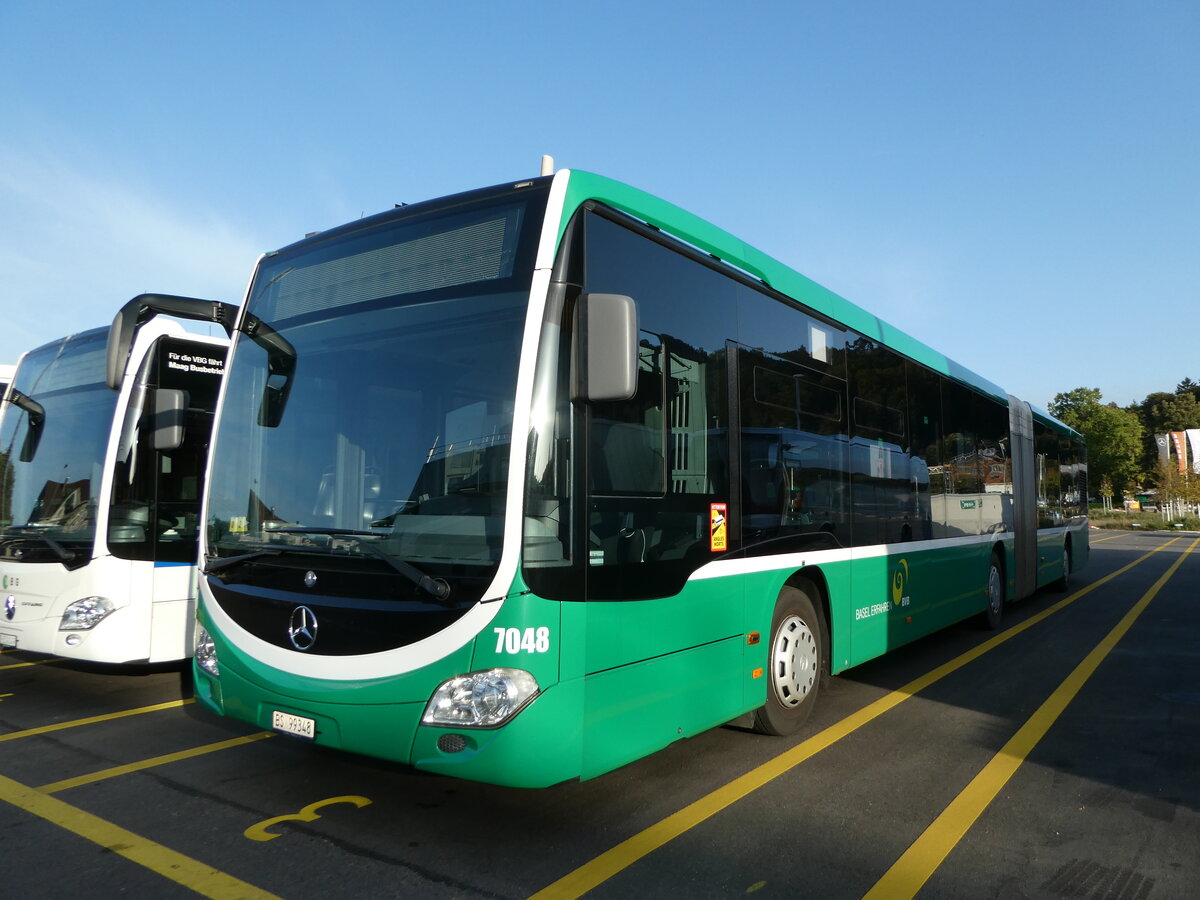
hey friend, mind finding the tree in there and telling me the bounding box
[1142,390,1200,433]
[1135,390,1200,483]
[1049,388,1144,500]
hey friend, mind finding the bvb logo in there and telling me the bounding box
[891,559,909,606]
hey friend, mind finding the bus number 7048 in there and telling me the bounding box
[494,627,551,655]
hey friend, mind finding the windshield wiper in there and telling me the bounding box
[266,527,452,603]
[203,547,285,574]
[4,527,72,562]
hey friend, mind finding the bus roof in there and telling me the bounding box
[556,170,1079,441]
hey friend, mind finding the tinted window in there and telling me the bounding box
[109,337,226,561]
[906,363,941,541]
[848,338,913,546]
[579,212,735,600]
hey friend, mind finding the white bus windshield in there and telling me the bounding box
[0,329,114,567]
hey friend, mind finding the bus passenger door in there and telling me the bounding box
[579,334,745,778]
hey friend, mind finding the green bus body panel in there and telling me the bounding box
[1034,525,1089,589]
[836,542,995,670]
[575,572,743,675]
[196,531,1068,785]
[409,679,585,788]
[196,660,424,763]
[579,635,745,780]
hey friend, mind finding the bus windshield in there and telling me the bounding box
[0,329,114,567]
[204,188,545,603]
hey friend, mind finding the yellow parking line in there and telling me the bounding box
[0,699,192,743]
[38,731,275,794]
[0,770,281,899]
[527,539,1179,900]
[863,535,1199,899]
[0,658,52,670]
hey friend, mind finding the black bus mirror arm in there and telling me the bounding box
[106,293,239,391]
[242,313,297,428]
[8,389,46,462]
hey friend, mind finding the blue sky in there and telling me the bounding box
[2,1,1196,409]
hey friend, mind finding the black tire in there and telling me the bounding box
[1053,543,1072,592]
[752,584,824,735]
[981,553,1004,630]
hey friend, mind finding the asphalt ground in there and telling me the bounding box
[1,531,1197,899]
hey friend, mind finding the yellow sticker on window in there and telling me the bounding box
[710,502,727,552]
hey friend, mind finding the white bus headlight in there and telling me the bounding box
[423,668,539,728]
[194,625,219,677]
[59,597,116,631]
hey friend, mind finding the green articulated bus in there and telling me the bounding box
[113,168,1087,787]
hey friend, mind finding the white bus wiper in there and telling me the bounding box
[266,527,452,603]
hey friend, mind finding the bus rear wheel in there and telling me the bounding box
[1054,543,1072,592]
[981,553,1004,630]
[752,585,824,736]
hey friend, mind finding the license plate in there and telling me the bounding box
[271,710,316,740]
[0,633,17,649]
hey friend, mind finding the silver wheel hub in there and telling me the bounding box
[770,614,817,708]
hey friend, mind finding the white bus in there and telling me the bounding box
[0,300,230,663]
[0,364,15,400]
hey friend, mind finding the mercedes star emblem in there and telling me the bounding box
[288,605,319,651]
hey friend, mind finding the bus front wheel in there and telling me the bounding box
[752,585,824,736]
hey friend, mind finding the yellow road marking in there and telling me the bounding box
[0,770,281,899]
[0,658,52,670]
[38,731,274,794]
[244,795,373,842]
[0,699,192,743]
[527,539,1179,900]
[863,535,1199,899]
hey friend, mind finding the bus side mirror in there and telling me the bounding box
[574,293,638,402]
[106,304,140,391]
[258,370,294,428]
[153,389,189,451]
[9,390,46,462]
[244,313,297,428]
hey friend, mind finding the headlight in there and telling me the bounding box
[59,597,116,631]
[422,668,539,728]
[194,624,219,677]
